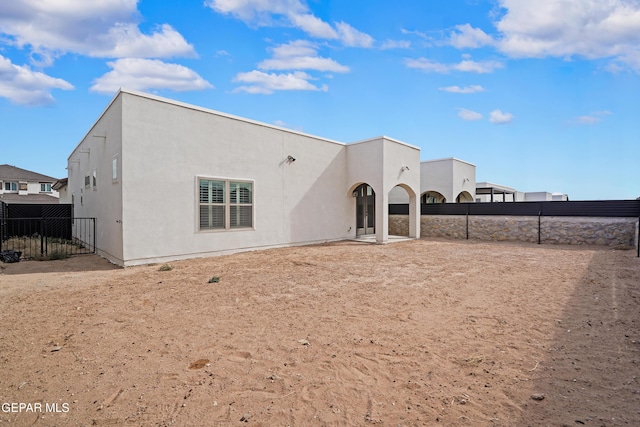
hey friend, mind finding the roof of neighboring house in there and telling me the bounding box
[0,193,60,204]
[52,178,68,190]
[0,164,58,182]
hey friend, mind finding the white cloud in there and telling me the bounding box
[205,0,304,23]
[232,70,328,94]
[454,59,504,73]
[0,1,195,64]
[576,110,612,125]
[401,28,429,39]
[205,0,373,47]
[405,57,504,73]
[576,115,601,125]
[90,58,213,94]
[91,24,195,59]
[449,24,494,49]
[271,40,317,57]
[258,40,349,72]
[335,22,374,48]
[259,56,349,72]
[492,0,640,72]
[289,13,338,39]
[489,109,514,124]
[235,40,346,93]
[380,40,411,50]
[458,108,483,121]
[404,58,450,73]
[439,85,486,94]
[0,54,73,106]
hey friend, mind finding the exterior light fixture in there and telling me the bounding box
[287,155,296,162]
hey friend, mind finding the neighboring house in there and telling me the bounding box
[0,164,60,204]
[53,178,69,203]
[476,182,518,203]
[66,89,421,266]
[476,182,569,202]
[389,157,476,204]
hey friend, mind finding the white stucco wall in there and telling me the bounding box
[119,92,356,265]
[421,158,453,202]
[346,137,420,242]
[525,192,553,201]
[390,157,476,204]
[451,159,476,202]
[57,186,69,204]
[67,95,124,264]
[68,90,422,266]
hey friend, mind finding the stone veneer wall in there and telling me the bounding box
[389,215,639,248]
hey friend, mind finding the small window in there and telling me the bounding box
[40,183,52,193]
[198,178,253,230]
[4,182,17,192]
[112,157,118,181]
[84,174,90,188]
[92,170,97,189]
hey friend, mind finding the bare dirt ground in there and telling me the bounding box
[1,239,639,427]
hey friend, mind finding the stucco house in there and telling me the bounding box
[0,164,60,204]
[66,89,421,266]
[389,157,476,204]
[476,182,569,202]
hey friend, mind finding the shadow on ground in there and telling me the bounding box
[0,254,120,275]
[517,249,640,426]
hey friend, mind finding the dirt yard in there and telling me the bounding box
[1,239,639,426]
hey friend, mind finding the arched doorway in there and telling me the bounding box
[456,191,473,203]
[421,191,446,204]
[354,183,375,235]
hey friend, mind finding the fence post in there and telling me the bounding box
[466,204,469,240]
[40,218,45,256]
[637,216,639,258]
[538,211,541,245]
[93,218,96,253]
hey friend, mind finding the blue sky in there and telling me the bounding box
[1,0,639,200]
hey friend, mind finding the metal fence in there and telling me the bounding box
[389,199,640,257]
[0,217,96,259]
[389,199,640,217]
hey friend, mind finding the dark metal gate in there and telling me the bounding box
[0,202,95,259]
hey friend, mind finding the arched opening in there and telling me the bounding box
[353,183,375,236]
[389,185,410,236]
[456,191,473,203]
[421,191,446,204]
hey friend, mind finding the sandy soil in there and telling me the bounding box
[1,239,639,426]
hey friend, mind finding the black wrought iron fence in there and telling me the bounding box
[0,217,95,259]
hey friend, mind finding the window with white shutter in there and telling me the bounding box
[198,178,253,231]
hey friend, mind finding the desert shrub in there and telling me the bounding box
[47,250,69,260]
[158,264,173,271]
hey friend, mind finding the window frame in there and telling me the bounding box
[4,182,18,192]
[197,176,254,232]
[112,156,119,183]
[40,183,52,193]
